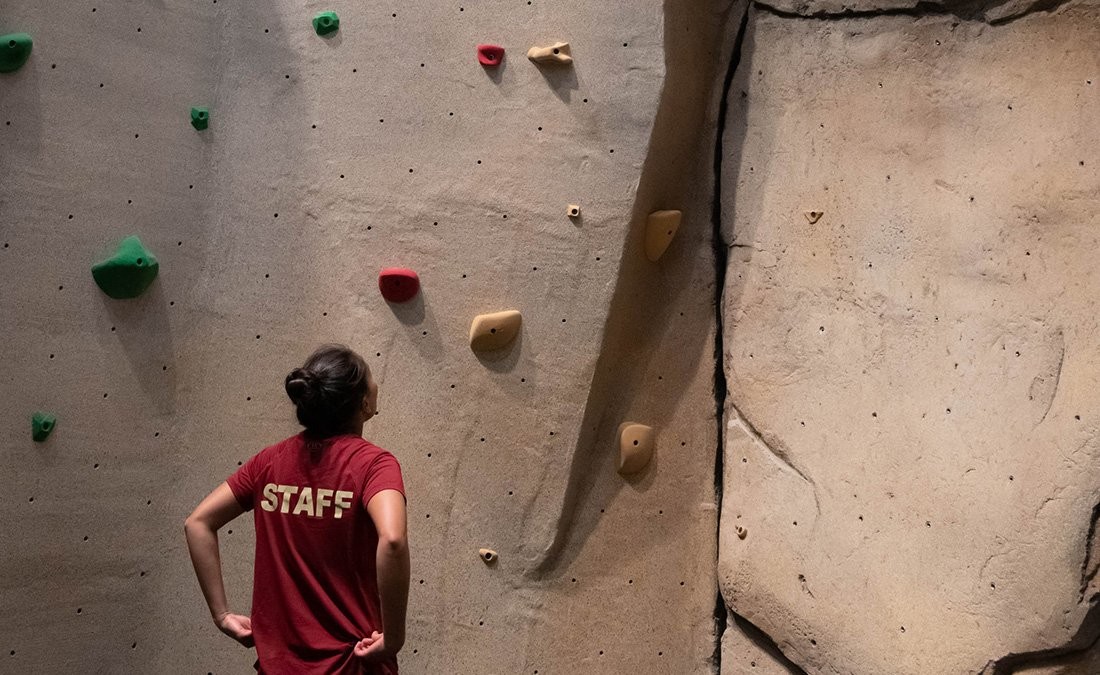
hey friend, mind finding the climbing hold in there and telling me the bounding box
[567,204,581,219]
[312,11,340,36]
[91,236,159,299]
[0,33,32,73]
[190,106,209,131]
[478,548,498,564]
[378,267,420,303]
[617,422,654,475]
[736,525,748,540]
[477,44,504,67]
[527,42,572,65]
[644,210,682,262]
[804,210,823,224]
[31,412,57,442]
[469,310,522,352]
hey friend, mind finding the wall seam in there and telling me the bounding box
[710,5,751,673]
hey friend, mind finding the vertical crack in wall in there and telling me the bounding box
[710,6,751,673]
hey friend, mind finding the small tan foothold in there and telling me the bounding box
[736,525,748,540]
[804,210,823,224]
[617,422,655,475]
[644,210,682,262]
[479,548,498,563]
[567,204,581,218]
[469,310,522,352]
[527,42,573,65]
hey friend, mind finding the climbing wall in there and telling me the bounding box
[717,1,1100,673]
[1,1,731,673]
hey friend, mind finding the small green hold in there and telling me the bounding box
[91,236,159,299]
[312,11,340,36]
[0,33,33,73]
[31,412,57,442]
[190,106,209,130]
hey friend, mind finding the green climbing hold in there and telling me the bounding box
[312,11,340,36]
[0,33,33,73]
[91,236,159,299]
[31,412,57,442]
[190,106,209,130]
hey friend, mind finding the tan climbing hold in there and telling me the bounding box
[527,42,573,65]
[479,548,498,563]
[567,204,581,218]
[804,210,823,224]
[644,210,682,262]
[617,422,655,475]
[469,310,522,352]
[736,525,748,540]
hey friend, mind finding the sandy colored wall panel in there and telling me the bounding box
[718,3,1100,673]
[1,1,725,673]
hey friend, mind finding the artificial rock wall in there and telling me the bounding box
[717,1,1100,673]
[1,1,730,673]
[4,0,1099,674]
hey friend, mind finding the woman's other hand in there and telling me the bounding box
[216,612,255,648]
[354,631,391,662]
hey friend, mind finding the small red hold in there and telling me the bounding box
[378,268,420,303]
[477,44,505,67]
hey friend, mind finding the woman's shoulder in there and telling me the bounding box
[253,432,306,458]
[340,436,400,465]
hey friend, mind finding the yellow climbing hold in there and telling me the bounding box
[527,42,573,65]
[644,210,682,262]
[469,310,522,352]
[617,422,654,475]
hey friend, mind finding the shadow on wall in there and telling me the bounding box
[526,0,746,579]
[994,596,1100,674]
[0,42,42,201]
[99,283,178,414]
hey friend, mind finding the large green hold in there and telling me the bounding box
[0,33,33,73]
[31,412,57,442]
[92,236,159,299]
[190,106,209,130]
[312,11,340,36]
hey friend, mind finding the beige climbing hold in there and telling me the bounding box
[804,210,823,224]
[567,204,581,218]
[527,42,573,65]
[469,310,522,352]
[644,210,682,262]
[736,525,748,540]
[617,422,655,475]
[479,548,498,563]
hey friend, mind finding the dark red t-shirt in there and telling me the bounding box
[227,432,406,675]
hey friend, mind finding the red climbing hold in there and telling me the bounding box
[379,268,420,303]
[477,44,505,67]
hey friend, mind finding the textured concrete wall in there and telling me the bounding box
[717,1,1100,673]
[0,1,729,672]
[9,0,1094,673]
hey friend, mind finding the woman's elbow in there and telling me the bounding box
[183,513,207,534]
[379,534,408,556]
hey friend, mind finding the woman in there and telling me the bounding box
[184,344,409,674]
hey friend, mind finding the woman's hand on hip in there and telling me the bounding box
[354,631,392,662]
[216,612,255,648]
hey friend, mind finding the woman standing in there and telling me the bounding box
[185,344,409,674]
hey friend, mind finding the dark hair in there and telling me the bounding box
[285,344,370,437]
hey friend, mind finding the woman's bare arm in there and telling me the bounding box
[184,482,247,631]
[366,489,409,654]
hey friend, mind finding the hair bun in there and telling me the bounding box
[285,367,317,404]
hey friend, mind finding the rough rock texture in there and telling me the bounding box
[718,2,1100,673]
[0,0,729,672]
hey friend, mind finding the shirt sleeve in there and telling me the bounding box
[226,450,265,511]
[361,451,406,509]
